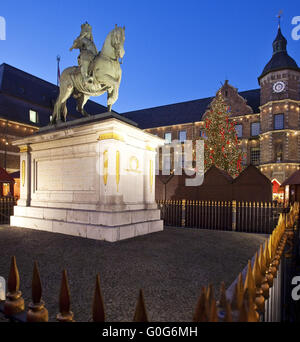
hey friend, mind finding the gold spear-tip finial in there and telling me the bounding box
[277,10,283,28]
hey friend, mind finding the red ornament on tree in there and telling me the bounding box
[202,91,244,177]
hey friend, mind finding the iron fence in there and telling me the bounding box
[0,197,16,225]
[236,202,282,234]
[157,200,283,234]
[225,203,299,322]
[0,203,298,322]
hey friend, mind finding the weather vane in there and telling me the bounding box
[277,10,283,28]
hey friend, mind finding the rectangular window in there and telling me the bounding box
[274,114,284,130]
[29,109,38,123]
[162,153,171,172]
[250,147,260,165]
[251,122,260,136]
[235,124,243,138]
[179,130,187,142]
[164,132,172,144]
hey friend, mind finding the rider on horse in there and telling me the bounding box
[69,22,98,85]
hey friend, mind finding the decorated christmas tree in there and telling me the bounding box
[202,91,244,177]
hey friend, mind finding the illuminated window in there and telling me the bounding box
[200,130,207,139]
[179,130,186,142]
[250,147,260,165]
[235,124,243,138]
[29,110,38,123]
[242,154,247,165]
[162,153,171,172]
[274,114,284,130]
[164,132,172,144]
[251,122,260,136]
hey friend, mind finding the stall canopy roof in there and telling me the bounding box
[0,168,15,183]
[9,171,20,179]
[281,170,300,187]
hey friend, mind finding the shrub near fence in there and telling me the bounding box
[0,197,16,225]
[0,203,298,322]
[157,200,283,234]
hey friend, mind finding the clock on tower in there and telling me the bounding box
[273,81,285,93]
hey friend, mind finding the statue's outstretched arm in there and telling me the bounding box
[70,38,79,51]
[70,32,90,51]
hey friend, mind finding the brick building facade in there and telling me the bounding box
[0,25,299,201]
[122,25,300,199]
[0,63,107,173]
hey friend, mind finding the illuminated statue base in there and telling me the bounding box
[10,113,164,242]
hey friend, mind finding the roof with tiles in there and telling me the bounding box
[0,63,109,127]
[258,27,299,81]
[0,167,15,182]
[281,170,300,186]
[121,88,260,129]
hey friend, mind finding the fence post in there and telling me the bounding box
[92,274,105,322]
[232,200,237,231]
[133,289,149,322]
[56,270,74,322]
[4,256,25,317]
[26,261,48,322]
[181,200,186,228]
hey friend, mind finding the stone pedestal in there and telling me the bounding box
[10,113,165,242]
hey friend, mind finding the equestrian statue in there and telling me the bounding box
[51,23,125,123]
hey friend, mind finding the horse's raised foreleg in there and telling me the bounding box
[99,74,120,111]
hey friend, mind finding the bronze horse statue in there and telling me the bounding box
[52,24,125,123]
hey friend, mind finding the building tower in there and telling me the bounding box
[258,24,300,185]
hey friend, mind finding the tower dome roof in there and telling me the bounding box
[258,27,299,81]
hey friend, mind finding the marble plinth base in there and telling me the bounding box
[10,112,165,242]
[10,206,163,242]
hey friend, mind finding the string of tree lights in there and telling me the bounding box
[203,92,244,177]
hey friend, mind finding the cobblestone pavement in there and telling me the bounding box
[0,225,267,322]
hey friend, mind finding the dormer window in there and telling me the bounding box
[164,132,172,144]
[29,109,38,123]
[179,130,186,142]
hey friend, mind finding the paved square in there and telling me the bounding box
[0,225,267,322]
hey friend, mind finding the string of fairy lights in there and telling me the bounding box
[144,100,300,177]
[0,119,37,146]
[0,98,298,176]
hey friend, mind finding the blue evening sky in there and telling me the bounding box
[0,0,299,113]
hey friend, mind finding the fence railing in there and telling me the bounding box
[0,197,16,225]
[157,200,283,234]
[0,203,298,322]
[225,202,299,322]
